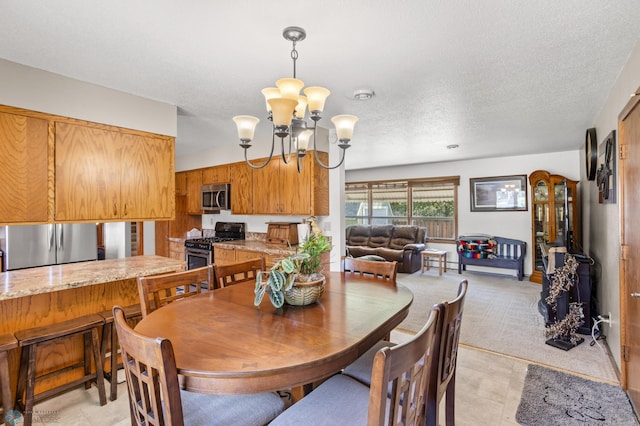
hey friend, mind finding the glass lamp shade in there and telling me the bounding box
[304,87,331,113]
[268,98,298,127]
[296,129,313,151]
[232,116,260,141]
[294,96,308,118]
[261,87,280,112]
[276,78,304,101]
[331,114,359,140]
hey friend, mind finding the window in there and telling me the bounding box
[346,176,459,242]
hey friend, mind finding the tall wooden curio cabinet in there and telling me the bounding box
[528,170,579,283]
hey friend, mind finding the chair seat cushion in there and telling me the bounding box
[270,374,370,425]
[181,390,285,426]
[356,254,387,262]
[342,340,395,386]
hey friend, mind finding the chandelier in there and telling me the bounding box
[232,26,358,172]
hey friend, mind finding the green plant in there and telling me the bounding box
[254,232,331,308]
[298,232,331,275]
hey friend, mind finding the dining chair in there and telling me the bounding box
[270,305,441,425]
[342,256,398,283]
[112,305,285,426]
[341,279,469,426]
[214,257,265,289]
[137,265,213,318]
[426,279,468,426]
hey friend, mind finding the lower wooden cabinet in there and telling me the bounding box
[214,245,291,268]
[169,240,185,261]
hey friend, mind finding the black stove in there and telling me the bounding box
[185,236,242,251]
[185,221,246,250]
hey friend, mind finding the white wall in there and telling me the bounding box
[346,150,580,277]
[583,40,640,371]
[0,59,177,136]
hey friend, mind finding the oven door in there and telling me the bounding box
[185,248,211,271]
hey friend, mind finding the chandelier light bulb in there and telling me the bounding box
[304,87,331,113]
[331,115,359,141]
[276,78,304,101]
[261,87,280,112]
[294,95,308,118]
[297,129,313,151]
[232,116,260,142]
[268,98,298,127]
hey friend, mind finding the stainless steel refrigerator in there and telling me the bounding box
[1,224,98,271]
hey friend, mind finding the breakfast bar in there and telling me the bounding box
[0,255,185,405]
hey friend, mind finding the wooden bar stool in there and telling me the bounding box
[0,334,18,426]
[97,304,143,401]
[14,314,107,426]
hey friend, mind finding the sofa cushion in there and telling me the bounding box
[376,248,404,262]
[347,246,378,258]
[369,225,394,248]
[346,225,371,246]
[389,226,419,250]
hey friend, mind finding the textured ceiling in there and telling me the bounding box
[1,1,639,170]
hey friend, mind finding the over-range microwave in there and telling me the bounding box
[201,183,230,212]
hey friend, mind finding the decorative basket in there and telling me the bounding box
[284,275,326,306]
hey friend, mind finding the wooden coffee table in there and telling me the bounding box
[421,249,447,275]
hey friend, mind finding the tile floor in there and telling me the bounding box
[10,331,531,426]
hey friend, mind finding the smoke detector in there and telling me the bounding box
[353,89,375,100]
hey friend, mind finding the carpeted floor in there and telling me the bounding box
[516,364,638,425]
[396,270,618,382]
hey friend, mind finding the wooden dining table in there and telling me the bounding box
[134,271,413,395]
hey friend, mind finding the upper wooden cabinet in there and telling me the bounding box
[55,121,174,221]
[528,170,579,283]
[175,171,187,196]
[186,169,203,215]
[202,165,230,185]
[251,152,329,216]
[230,162,253,214]
[0,110,50,224]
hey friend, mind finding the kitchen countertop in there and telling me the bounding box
[0,255,185,300]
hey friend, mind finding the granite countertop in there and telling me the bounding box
[213,239,298,257]
[0,255,185,301]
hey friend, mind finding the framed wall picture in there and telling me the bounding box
[470,175,528,212]
[596,130,616,204]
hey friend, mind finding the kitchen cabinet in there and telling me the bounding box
[0,110,50,224]
[175,171,187,196]
[251,152,329,216]
[168,240,186,261]
[230,162,253,214]
[213,246,237,264]
[202,165,230,185]
[186,169,203,215]
[214,244,288,268]
[54,121,174,221]
[528,170,579,283]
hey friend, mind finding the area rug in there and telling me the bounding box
[395,271,618,382]
[516,364,638,425]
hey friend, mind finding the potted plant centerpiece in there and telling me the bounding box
[254,232,331,308]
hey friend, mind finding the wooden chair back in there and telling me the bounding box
[368,305,441,425]
[427,279,468,426]
[342,256,398,283]
[112,305,185,426]
[214,257,265,289]
[137,265,212,318]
